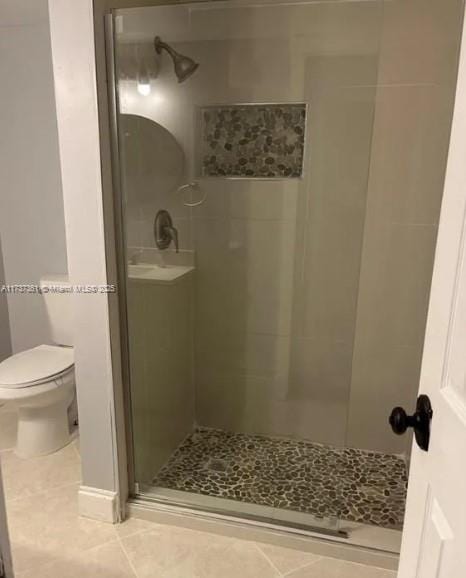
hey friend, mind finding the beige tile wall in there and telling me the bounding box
[126,276,194,483]
[286,54,379,445]
[117,0,381,452]
[346,0,463,453]
[184,2,382,444]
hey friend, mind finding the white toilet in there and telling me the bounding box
[0,275,75,458]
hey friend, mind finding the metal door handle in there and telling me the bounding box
[389,394,433,451]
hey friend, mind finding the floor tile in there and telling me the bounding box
[6,482,117,573]
[15,540,137,578]
[2,436,398,578]
[286,557,396,577]
[256,543,322,575]
[121,525,281,578]
[1,442,81,501]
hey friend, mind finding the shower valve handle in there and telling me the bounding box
[389,394,433,452]
[154,209,179,253]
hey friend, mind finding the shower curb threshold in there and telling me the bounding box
[127,496,400,571]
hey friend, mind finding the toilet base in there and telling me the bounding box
[16,398,71,458]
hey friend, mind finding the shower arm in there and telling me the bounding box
[154,37,177,59]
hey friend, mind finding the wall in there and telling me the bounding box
[0,236,12,362]
[346,0,463,454]
[116,0,382,455]
[0,0,68,353]
[127,272,194,483]
[48,0,121,517]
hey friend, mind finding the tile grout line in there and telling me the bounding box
[282,556,323,577]
[254,541,324,578]
[114,521,166,578]
[252,542,286,577]
[116,532,142,578]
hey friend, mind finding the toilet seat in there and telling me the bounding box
[0,363,74,397]
[0,345,76,457]
[0,345,74,389]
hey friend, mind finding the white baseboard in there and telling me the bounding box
[78,485,120,523]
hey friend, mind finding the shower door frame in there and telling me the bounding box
[92,0,400,562]
[93,0,239,520]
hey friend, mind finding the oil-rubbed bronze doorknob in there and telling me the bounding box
[389,394,433,452]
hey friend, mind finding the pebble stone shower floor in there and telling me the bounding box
[153,428,408,530]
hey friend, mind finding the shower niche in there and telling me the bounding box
[198,104,307,179]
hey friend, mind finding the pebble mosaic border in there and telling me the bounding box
[153,428,408,530]
[199,104,306,178]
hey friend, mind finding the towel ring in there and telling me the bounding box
[176,182,207,207]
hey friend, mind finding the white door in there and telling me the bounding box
[0,461,13,578]
[397,13,466,578]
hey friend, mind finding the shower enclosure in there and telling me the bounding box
[107,0,464,553]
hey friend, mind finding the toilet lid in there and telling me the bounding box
[0,345,74,388]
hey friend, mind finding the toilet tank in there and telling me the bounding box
[40,275,73,346]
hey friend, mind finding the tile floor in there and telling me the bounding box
[0,408,397,577]
[153,428,408,529]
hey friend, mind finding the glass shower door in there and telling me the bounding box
[110,0,385,538]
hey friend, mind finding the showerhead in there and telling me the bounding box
[154,36,199,83]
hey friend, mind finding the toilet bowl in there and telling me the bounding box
[0,275,76,457]
[0,344,75,458]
